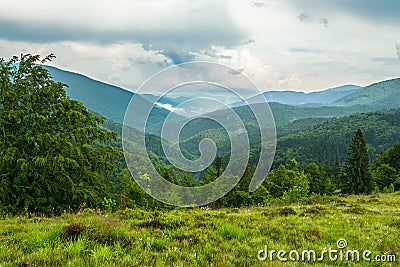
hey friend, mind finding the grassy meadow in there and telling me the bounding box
[0,193,399,266]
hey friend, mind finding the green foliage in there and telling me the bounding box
[0,54,120,214]
[101,197,117,214]
[371,143,400,191]
[383,184,395,193]
[343,129,372,194]
[264,159,309,201]
[304,163,325,194]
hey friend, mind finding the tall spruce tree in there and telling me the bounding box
[344,128,372,194]
[0,54,119,214]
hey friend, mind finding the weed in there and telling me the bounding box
[218,224,246,240]
[62,223,85,240]
[278,206,297,216]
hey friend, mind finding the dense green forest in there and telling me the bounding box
[1,55,400,216]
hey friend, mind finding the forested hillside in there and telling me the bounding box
[274,110,400,166]
[334,78,400,107]
[44,66,184,127]
[165,106,400,168]
[2,55,400,216]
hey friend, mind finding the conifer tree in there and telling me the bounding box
[344,128,372,194]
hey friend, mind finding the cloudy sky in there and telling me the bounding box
[0,0,399,93]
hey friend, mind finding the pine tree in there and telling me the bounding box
[344,129,372,194]
[215,156,224,177]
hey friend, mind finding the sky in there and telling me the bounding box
[0,0,399,94]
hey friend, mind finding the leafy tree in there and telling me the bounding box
[281,173,309,203]
[304,163,326,195]
[371,143,400,191]
[250,185,269,205]
[371,164,398,192]
[264,159,309,200]
[0,54,119,214]
[264,164,292,198]
[372,143,400,171]
[343,129,372,194]
[117,169,152,209]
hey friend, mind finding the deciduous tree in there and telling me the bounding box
[0,54,119,214]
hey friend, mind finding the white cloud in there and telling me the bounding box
[192,46,303,91]
[155,102,185,114]
[0,39,172,90]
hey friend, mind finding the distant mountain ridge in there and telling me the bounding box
[43,65,400,130]
[231,85,362,107]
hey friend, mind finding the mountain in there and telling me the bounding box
[147,101,376,138]
[43,65,185,127]
[44,65,400,165]
[232,85,362,106]
[174,108,400,168]
[333,78,400,108]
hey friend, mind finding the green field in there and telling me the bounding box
[1,193,399,266]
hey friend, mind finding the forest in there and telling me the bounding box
[1,55,399,216]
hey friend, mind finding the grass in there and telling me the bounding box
[0,193,399,266]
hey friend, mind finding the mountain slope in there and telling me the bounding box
[273,109,400,166]
[174,106,400,168]
[333,78,400,107]
[44,65,184,127]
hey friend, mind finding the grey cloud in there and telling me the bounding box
[297,12,329,27]
[0,2,247,64]
[242,39,255,45]
[220,55,232,59]
[319,18,329,27]
[396,43,400,59]
[157,51,195,65]
[372,57,400,66]
[0,18,245,48]
[228,68,245,75]
[252,2,265,8]
[290,47,325,53]
[297,12,309,22]
[313,61,347,68]
[289,0,400,23]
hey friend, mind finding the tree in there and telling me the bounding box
[0,54,120,214]
[264,159,309,200]
[215,155,224,177]
[304,163,326,195]
[371,143,400,191]
[343,129,372,194]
